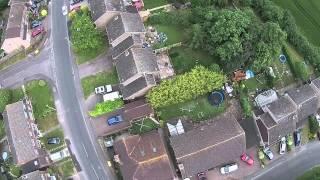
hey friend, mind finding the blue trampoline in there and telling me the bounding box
[279,54,287,63]
[208,91,225,106]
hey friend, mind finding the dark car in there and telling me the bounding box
[197,172,207,180]
[317,132,320,141]
[47,137,61,145]
[294,130,301,146]
[70,0,83,5]
[31,20,41,28]
[107,115,123,126]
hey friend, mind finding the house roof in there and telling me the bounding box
[115,48,159,83]
[19,170,49,180]
[259,112,277,129]
[120,74,156,99]
[287,84,317,105]
[255,89,278,107]
[170,113,246,178]
[3,100,40,165]
[311,78,320,90]
[111,34,143,59]
[122,99,154,121]
[114,130,176,180]
[106,12,145,43]
[268,113,296,144]
[5,1,26,39]
[88,0,137,21]
[265,96,297,123]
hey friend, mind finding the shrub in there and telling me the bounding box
[0,89,11,113]
[38,80,46,87]
[309,117,319,135]
[89,99,124,117]
[147,66,225,108]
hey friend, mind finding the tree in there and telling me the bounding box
[260,22,286,55]
[0,89,11,113]
[147,66,225,108]
[309,117,319,135]
[0,0,8,11]
[70,13,104,54]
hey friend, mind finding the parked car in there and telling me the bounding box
[197,172,207,180]
[31,26,44,37]
[317,131,320,141]
[316,114,320,126]
[47,137,61,145]
[240,153,254,165]
[70,0,83,5]
[95,85,112,95]
[220,163,238,174]
[31,20,41,28]
[279,137,286,155]
[294,130,301,146]
[107,115,123,126]
[263,147,274,160]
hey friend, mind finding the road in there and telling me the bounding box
[50,0,114,179]
[247,142,320,180]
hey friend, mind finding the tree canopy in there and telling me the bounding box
[147,66,225,108]
[70,13,104,54]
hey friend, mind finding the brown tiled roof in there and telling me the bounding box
[122,99,154,121]
[170,113,246,178]
[113,130,176,180]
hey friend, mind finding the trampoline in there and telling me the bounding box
[279,54,287,63]
[208,91,225,106]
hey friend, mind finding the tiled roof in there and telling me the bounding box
[122,99,154,121]
[111,34,143,59]
[114,130,176,180]
[266,96,297,123]
[5,1,26,39]
[287,84,317,105]
[120,74,156,99]
[170,113,246,178]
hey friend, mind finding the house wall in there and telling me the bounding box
[1,37,30,54]
[95,11,119,30]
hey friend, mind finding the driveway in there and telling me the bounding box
[91,109,130,137]
[78,50,113,79]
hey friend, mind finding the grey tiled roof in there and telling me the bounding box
[88,0,107,21]
[115,48,159,83]
[114,130,176,180]
[287,84,317,105]
[3,101,39,165]
[120,74,156,99]
[19,170,48,180]
[259,112,277,129]
[266,96,297,122]
[111,34,143,59]
[106,12,145,43]
[170,113,246,178]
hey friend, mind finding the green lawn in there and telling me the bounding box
[81,69,119,98]
[53,158,75,178]
[0,120,5,140]
[143,0,168,9]
[154,24,185,45]
[26,80,58,132]
[157,95,226,122]
[298,166,320,180]
[272,0,320,46]
[10,88,24,103]
[129,118,159,134]
[169,47,219,74]
[41,128,65,152]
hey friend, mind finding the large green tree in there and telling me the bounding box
[0,0,8,11]
[70,13,104,54]
[147,66,225,108]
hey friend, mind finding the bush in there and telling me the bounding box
[0,89,11,113]
[89,99,124,117]
[147,66,225,108]
[309,117,319,135]
[38,80,46,87]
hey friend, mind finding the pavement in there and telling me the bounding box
[50,0,115,179]
[78,50,113,79]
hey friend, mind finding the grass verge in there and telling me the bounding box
[81,69,119,98]
[297,166,320,180]
[157,95,226,121]
[41,128,65,152]
[26,80,58,132]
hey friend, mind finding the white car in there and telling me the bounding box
[220,163,238,174]
[279,137,286,155]
[263,147,274,160]
[62,5,68,16]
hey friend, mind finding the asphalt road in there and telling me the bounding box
[50,1,114,179]
[247,142,320,180]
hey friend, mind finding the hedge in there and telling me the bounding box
[89,99,124,117]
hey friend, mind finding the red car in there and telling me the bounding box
[32,26,44,37]
[240,153,254,165]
